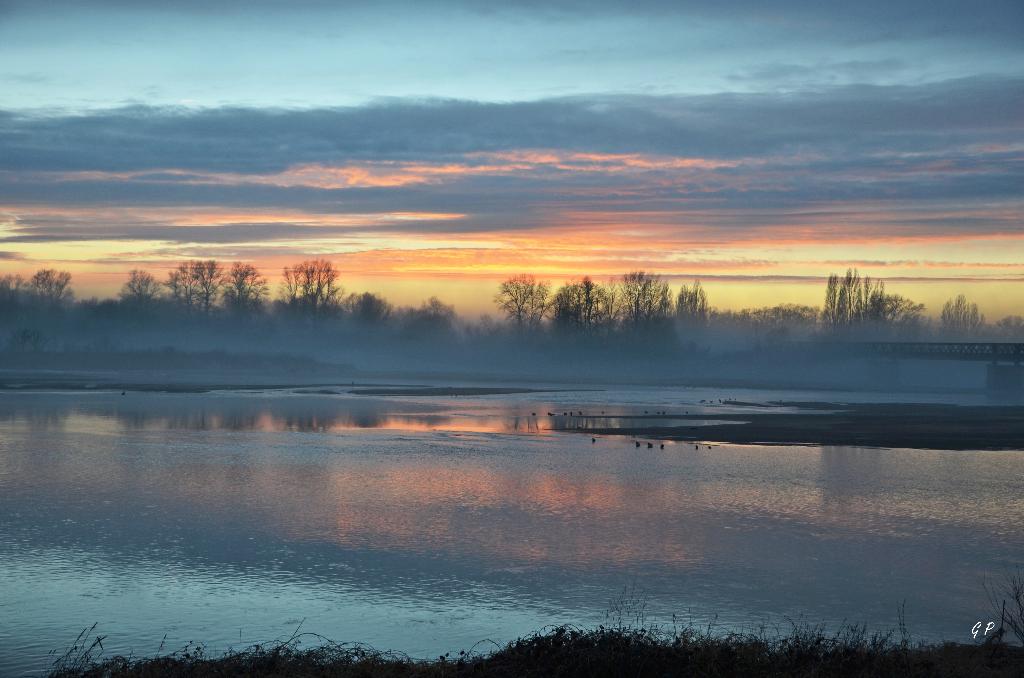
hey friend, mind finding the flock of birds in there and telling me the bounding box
[520,403,728,451]
[119,386,726,451]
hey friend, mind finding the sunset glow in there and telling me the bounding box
[0,1,1021,318]
[5,4,1024,672]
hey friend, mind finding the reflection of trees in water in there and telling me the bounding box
[0,397,552,434]
[127,405,456,432]
[507,415,539,433]
[0,406,70,429]
[113,407,262,431]
[108,402,413,432]
[277,412,455,431]
[279,412,344,431]
[547,415,691,432]
[339,412,385,429]
[219,412,264,430]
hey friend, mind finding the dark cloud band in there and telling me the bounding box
[1,76,1020,175]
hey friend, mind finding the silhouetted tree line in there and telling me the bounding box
[821,269,925,332]
[497,272,676,335]
[0,269,73,308]
[0,259,462,352]
[0,263,1020,354]
[494,269,1020,342]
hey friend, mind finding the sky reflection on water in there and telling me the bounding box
[1,388,1022,675]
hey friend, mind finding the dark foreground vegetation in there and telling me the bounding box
[49,624,1024,678]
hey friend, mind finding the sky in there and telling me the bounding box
[0,0,1022,317]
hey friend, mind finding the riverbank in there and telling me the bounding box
[49,625,1024,677]
[563,402,1024,450]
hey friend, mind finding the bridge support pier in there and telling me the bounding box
[866,359,902,389]
[986,364,1023,394]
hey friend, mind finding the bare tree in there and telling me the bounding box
[676,280,709,326]
[577,277,616,330]
[994,315,1024,339]
[401,296,456,335]
[0,274,27,310]
[191,260,224,313]
[344,292,393,325]
[552,278,585,329]
[619,271,672,329]
[29,268,73,306]
[823,269,868,327]
[748,304,819,341]
[162,260,223,313]
[495,274,550,328]
[941,294,984,336]
[551,281,584,330]
[870,293,925,328]
[280,259,343,316]
[222,262,268,313]
[165,262,199,310]
[119,269,161,306]
[823,272,841,327]
[823,268,924,334]
[551,277,617,334]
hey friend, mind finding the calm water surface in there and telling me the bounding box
[1,386,1022,675]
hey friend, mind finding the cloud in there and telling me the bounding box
[1,0,1021,44]
[1,73,52,85]
[727,59,909,87]
[0,77,1020,241]
[0,207,469,244]
[0,77,1020,286]
[1,76,1020,175]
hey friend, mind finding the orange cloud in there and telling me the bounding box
[37,149,746,190]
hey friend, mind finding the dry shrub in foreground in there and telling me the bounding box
[50,623,1024,678]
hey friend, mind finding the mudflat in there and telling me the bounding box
[348,386,563,396]
[564,402,1024,450]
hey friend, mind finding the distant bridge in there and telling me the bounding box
[852,342,1024,393]
[862,342,1024,364]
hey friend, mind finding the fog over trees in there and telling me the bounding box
[0,262,1020,381]
[619,271,673,331]
[281,259,343,316]
[28,269,74,307]
[821,270,925,332]
[941,294,985,337]
[495,275,550,330]
[222,262,270,314]
[676,281,709,328]
[120,269,161,307]
[549,277,618,336]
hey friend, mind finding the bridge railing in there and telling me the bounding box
[862,342,1024,363]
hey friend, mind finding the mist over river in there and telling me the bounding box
[1,386,1021,675]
